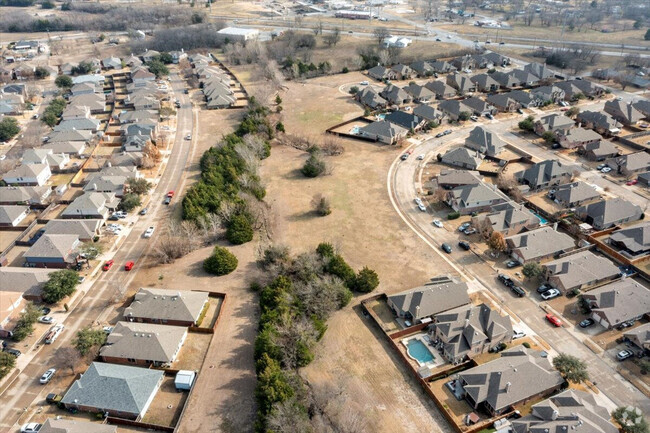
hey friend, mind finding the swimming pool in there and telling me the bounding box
[531,211,548,225]
[406,339,435,365]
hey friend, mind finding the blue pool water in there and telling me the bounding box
[406,339,435,364]
[531,211,548,225]
[350,126,360,134]
[377,113,386,120]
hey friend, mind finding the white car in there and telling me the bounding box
[144,226,155,238]
[103,326,114,334]
[601,166,612,173]
[21,423,42,433]
[418,203,427,212]
[414,197,423,206]
[359,81,369,85]
[541,288,561,300]
[432,220,443,228]
[39,368,56,384]
[513,330,526,339]
[185,134,192,140]
[0,155,5,160]
[416,154,425,160]
[38,316,55,324]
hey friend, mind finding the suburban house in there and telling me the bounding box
[22,149,71,172]
[102,56,122,70]
[0,205,29,227]
[624,323,650,352]
[511,390,619,433]
[508,69,540,87]
[508,90,537,108]
[438,99,472,121]
[61,192,118,220]
[505,226,575,264]
[471,202,540,236]
[48,129,94,143]
[464,126,505,157]
[0,186,51,205]
[412,104,445,123]
[430,60,456,73]
[524,62,555,80]
[62,362,163,420]
[471,74,500,92]
[42,141,86,156]
[441,147,484,170]
[100,322,188,367]
[402,83,434,103]
[576,111,620,135]
[530,85,565,104]
[40,219,102,241]
[556,127,602,149]
[384,111,426,131]
[543,250,620,293]
[639,172,650,187]
[551,181,600,208]
[390,64,414,80]
[409,61,433,77]
[451,55,476,71]
[461,97,496,116]
[555,79,604,100]
[608,222,650,258]
[534,114,575,136]
[358,121,408,145]
[632,100,650,119]
[446,182,510,215]
[380,84,412,106]
[436,170,482,190]
[62,105,91,121]
[514,160,573,190]
[492,71,519,89]
[604,100,643,125]
[606,152,650,176]
[124,288,209,327]
[424,80,457,99]
[356,87,388,109]
[457,346,564,416]
[486,94,520,113]
[447,72,476,94]
[582,279,650,329]
[579,140,619,161]
[38,419,118,433]
[575,198,643,230]
[69,94,106,114]
[0,289,26,338]
[367,65,395,81]
[2,164,51,186]
[23,234,80,268]
[387,277,470,323]
[83,174,127,197]
[429,303,513,364]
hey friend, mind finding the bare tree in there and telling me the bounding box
[57,347,80,375]
[373,27,390,45]
[324,27,341,47]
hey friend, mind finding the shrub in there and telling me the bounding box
[11,302,40,341]
[458,111,471,121]
[226,214,254,245]
[118,193,141,212]
[518,115,535,131]
[325,254,355,288]
[0,351,16,379]
[146,60,169,77]
[522,342,531,348]
[316,242,335,258]
[42,270,78,304]
[342,66,349,73]
[542,131,557,144]
[275,121,285,133]
[311,194,331,216]
[203,246,238,275]
[0,117,20,142]
[349,86,359,95]
[447,211,460,220]
[354,267,379,293]
[301,153,326,178]
[73,327,107,356]
[34,66,50,78]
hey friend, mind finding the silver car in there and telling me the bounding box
[39,368,56,384]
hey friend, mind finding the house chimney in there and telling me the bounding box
[505,382,511,393]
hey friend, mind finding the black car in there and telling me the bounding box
[497,274,514,287]
[579,318,595,328]
[537,283,553,294]
[510,285,526,297]
[458,241,470,251]
[41,307,51,315]
[164,196,172,205]
[435,132,445,138]
[441,243,452,254]
[108,214,120,221]
[139,208,148,215]
[3,347,21,357]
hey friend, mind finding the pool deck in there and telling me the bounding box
[401,333,446,370]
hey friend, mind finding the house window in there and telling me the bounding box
[127,358,136,363]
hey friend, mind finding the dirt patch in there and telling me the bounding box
[141,376,188,428]
[174,332,213,371]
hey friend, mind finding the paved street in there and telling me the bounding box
[388,122,650,414]
[0,72,195,431]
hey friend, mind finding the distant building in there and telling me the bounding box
[217,27,259,42]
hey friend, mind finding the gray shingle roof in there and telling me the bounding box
[544,250,619,291]
[607,151,650,173]
[583,139,619,158]
[0,186,50,204]
[437,169,482,187]
[609,222,650,255]
[514,160,572,188]
[40,419,117,433]
[0,205,28,225]
[576,198,643,229]
[553,181,600,207]
[506,226,575,262]
[537,114,574,131]
[62,362,163,416]
[25,234,79,261]
[0,268,53,296]
[584,279,650,327]
[42,219,102,240]
[387,279,470,320]
[441,147,484,170]
[479,202,540,233]
[100,322,187,364]
[465,126,505,156]
[459,346,564,413]
[124,288,208,324]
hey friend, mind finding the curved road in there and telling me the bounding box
[0,72,195,431]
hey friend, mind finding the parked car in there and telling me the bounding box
[433,220,443,228]
[510,285,526,297]
[626,179,638,186]
[102,260,114,271]
[40,307,51,315]
[38,316,55,324]
[441,243,452,254]
[489,342,507,353]
[516,108,523,114]
[185,134,192,140]
[435,132,445,138]
[458,241,470,250]
[513,330,526,339]
[537,283,553,293]
[3,347,21,357]
[470,115,478,122]
[39,368,56,384]
[545,314,562,327]
[102,326,114,334]
[485,113,494,119]
[541,288,561,300]
[458,222,471,232]
[108,214,120,221]
[463,228,477,235]
[414,197,423,205]
[579,318,595,328]
[498,273,514,287]
[601,167,612,173]
[616,320,635,330]
[164,196,172,204]
[21,423,42,433]
[144,226,155,238]
[616,349,634,361]
[506,260,519,268]
[124,261,134,271]
[360,81,369,85]
[416,154,425,160]
[597,164,606,170]
[46,393,63,404]
[401,153,409,160]
[443,129,452,135]
[139,208,148,215]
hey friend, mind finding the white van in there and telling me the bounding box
[44,324,64,344]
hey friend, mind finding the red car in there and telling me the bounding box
[545,314,562,327]
[124,261,134,271]
[102,260,114,271]
[626,179,638,186]
[167,191,175,198]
